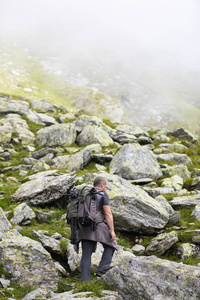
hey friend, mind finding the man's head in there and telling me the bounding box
[93,176,107,191]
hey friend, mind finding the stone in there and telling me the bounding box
[162,164,191,180]
[192,169,200,177]
[77,125,114,147]
[152,130,170,142]
[171,128,197,143]
[95,163,107,171]
[191,205,200,221]
[101,254,200,300]
[85,143,102,153]
[83,171,169,234]
[131,244,145,255]
[11,173,77,206]
[32,161,50,171]
[28,169,59,181]
[0,278,10,288]
[22,288,51,300]
[29,99,56,112]
[0,230,59,290]
[52,149,92,171]
[0,207,12,239]
[156,153,193,165]
[31,230,62,255]
[161,175,183,191]
[0,151,10,160]
[0,119,13,144]
[145,231,178,255]
[154,195,180,225]
[176,243,197,260]
[6,176,19,183]
[185,230,200,244]
[191,177,200,190]
[27,110,58,125]
[170,193,200,209]
[36,210,55,221]
[54,262,67,275]
[10,203,36,225]
[36,123,76,147]
[0,98,29,115]
[57,113,75,123]
[92,153,113,164]
[137,135,152,145]
[110,143,162,180]
[159,142,188,153]
[32,147,57,159]
[111,132,137,145]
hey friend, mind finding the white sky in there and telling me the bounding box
[0,0,200,70]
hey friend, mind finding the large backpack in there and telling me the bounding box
[66,186,105,244]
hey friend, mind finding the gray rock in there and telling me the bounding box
[131,244,145,255]
[191,205,200,221]
[0,278,10,288]
[111,132,137,145]
[0,98,29,115]
[29,99,56,113]
[36,123,76,147]
[32,147,57,159]
[159,142,188,153]
[22,288,51,300]
[176,243,197,260]
[168,211,180,225]
[39,152,54,163]
[32,161,50,171]
[145,231,178,255]
[162,164,191,180]
[152,130,170,142]
[22,157,38,165]
[101,254,200,300]
[10,203,36,225]
[0,151,10,160]
[54,262,67,275]
[0,207,12,239]
[170,193,200,209]
[191,177,200,190]
[11,173,77,206]
[156,153,192,165]
[171,128,197,143]
[52,149,92,171]
[57,113,75,123]
[137,135,152,145]
[0,230,59,290]
[28,169,59,181]
[161,175,183,191]
[36,210,55,221]
[185,230,200,244]
[84,172,169,234]
[143,187,175,198]
[77,125,114,147]
[31,230,62,255]
[92,153,113,164]
[110,143,162,180]
[27,110,58,125]
[192,168,200,177]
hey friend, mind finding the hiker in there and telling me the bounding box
[77,176,118,282]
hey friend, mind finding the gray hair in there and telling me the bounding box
[93,176,107,187]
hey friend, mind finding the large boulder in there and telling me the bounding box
[145,231,178,255]
[0,230,59,290]
[0,207,12,239]
[161,175,183,191]
[171,128,197,143]
[76,125,114,147]
[52,149,92,171]
[11,173,77,206]
[110,143,162,180]
[0,98,30,115]
[36,123,76,147]
[101,254,200,300]
[83,172,169,234]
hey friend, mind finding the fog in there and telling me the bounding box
[1,0,200,128]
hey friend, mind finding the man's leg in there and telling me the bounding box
[97,243,115,276]
[81,240,96,282]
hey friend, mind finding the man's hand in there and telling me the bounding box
[110,230,116,242]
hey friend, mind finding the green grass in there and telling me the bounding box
[0,284,34,300]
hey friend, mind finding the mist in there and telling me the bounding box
[1,0,200,129]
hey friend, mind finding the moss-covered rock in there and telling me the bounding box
[145,231,178,255]
[0,98,30,115]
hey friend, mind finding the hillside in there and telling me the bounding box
[0,45,200,299]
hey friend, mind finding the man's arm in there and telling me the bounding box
[103,205,116,242]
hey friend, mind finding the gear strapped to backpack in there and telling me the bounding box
[66,186,105,244]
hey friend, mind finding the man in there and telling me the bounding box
[77,176,118,282]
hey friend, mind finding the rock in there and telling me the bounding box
[0,118,13,144]
[22,157,38,165]
[159,142,188,153]
[54,262,67,275]
[152,130,170,142]
[192,168,200,177]
[31,230,62,255]
[162,164,191,180]
[154,195,180,224]
[176,243,197,260]
[110,143,162,180]
[27,110,58,125]
[131,245,145,255]
[28,169,59,181]
[11,173,77,206]
[161,175,183,191]
[29,99,56,113]
[0,278,10,288]
[143,187,175,199]
[52,149,92,171]
[101,254,200,300]
[171,128,197,143]
[10,203,36,225]
[185,230,200,244]
[191,177,200,190]
[170,193,200,209]
[0,98,29,115]
[168,211,180,225]
[5,114,35,144]
[137,135,152,145]
[95,163,107,171]
[32,147,57,159]
[57,113,75,123]
[22,288,51,300]
[85,143,102,153]
[36,210,55,221]
[0,207,12,239]
[145,231,178,255]
[191,205,200,221]
[111,132,137,144]
[0,230,59,290]
[6,176,19,183]
[36,123,76,147]
[92,153,113,164]
[32,161,50,171]
[83,172,169,234]
[39,152,54,163]
[0,151,11,160]
[77,125,114,147]
[156,153,192,165]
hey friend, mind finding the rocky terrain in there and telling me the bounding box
[0,93,200,299]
